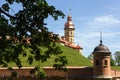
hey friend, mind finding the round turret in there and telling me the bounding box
[93,40,112,79]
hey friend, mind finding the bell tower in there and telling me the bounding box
[92,33,112,80]
[64,15,75,44]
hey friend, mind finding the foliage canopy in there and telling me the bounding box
[0,0,67,71]
[114,51,120,66]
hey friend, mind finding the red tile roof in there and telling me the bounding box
[60,37,83,49]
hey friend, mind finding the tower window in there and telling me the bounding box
[104,60,108,65]
[66,32,68,35]
[96,60,99,66]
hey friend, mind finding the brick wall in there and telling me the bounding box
[43,66,93,79]
[0,67,34,77]
[0,66,120,80]
[111,70,120,77]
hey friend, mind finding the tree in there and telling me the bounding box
[114,51,120,66]
[0,0,67,72]
[110,55,115,66]
[87,53,93,61]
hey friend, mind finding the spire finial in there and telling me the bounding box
[68,8,71,16]
[100,32,103,45]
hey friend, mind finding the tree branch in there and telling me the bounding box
[0,8,17,19]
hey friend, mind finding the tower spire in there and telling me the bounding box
[68,8,71,15]
[100,32,102,45]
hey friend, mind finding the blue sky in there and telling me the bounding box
[46,0,120,57]
[0,0,120,57]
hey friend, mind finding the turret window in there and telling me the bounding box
[104,60,108,65]
[96,60,99,66]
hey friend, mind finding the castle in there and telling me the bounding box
[43,15,120,80]
[0,15,120,80]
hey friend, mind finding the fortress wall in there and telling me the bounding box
[0,67,34,77]
[43,66,93,78]
[111,70,120,77]
[0,67,93,78]
[0,67,119,80]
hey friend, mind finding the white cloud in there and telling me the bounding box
[89,15,120,26]
[103,32,120,38]
[75,31,120,57]
[75,32,120,44]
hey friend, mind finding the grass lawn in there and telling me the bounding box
[6,43,92,67]
[111,66,120,71]
[1,43,120,71]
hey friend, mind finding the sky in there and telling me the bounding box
[46,0,120,57]
[0,0,120,57]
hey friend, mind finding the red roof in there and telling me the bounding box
[60,37,83,49]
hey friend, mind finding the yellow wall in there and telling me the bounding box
[64,29,74,43]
